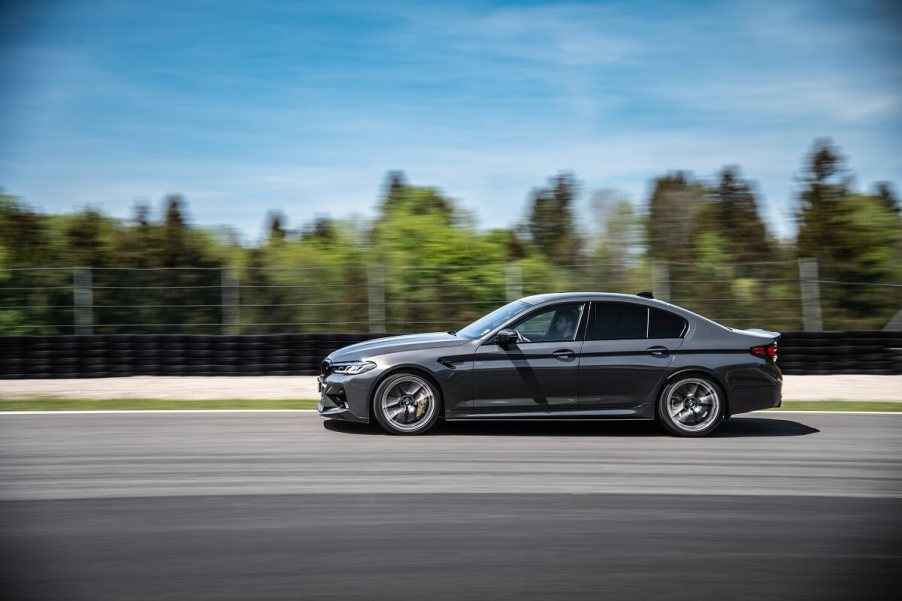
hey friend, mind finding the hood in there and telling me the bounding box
[328,332,468,362]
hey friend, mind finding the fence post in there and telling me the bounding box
[222,266,240,335]
[798,258,823,332]
[368,264,385,333]
[73,266,93,336]
[884,308,902,331]
[505,264,523,300]
[651,261,670,302]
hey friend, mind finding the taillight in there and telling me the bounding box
[750,343,777,362]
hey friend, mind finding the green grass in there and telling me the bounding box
[768,401,902,412]
[0,398,320,411]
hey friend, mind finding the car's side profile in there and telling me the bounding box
[317,292,782,437]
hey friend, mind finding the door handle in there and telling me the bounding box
[646,346,670,357]
[552,349,576,360]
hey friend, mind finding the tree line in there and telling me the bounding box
[1,139,900,333]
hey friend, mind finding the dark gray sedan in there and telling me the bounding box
[317,292,782,437]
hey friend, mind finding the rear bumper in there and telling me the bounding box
[727,364,782,415]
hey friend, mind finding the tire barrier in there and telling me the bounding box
[0,333,392,379]
[0,331,900,379]
[777,331,902,375]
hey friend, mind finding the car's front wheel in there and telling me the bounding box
[656,375,725,437]
[372,372,441,435]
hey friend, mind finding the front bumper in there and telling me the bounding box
[316,374,373,424]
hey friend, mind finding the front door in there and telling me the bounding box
[470,302,586,415]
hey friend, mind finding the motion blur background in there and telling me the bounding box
[2,4,902,600]
[1,0,900,336]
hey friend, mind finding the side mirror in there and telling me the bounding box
[494,329,518,347]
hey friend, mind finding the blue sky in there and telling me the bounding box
[1,0,900,242]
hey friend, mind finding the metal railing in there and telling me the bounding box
[1,259,899,334]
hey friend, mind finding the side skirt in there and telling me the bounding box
[447,408,655,420]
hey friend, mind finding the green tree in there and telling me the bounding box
[0,194,73,332]
[0,193,55,267]
[645,172,706,263]
[707,167,772,262]
[267,211,287,243]
[373,183,508,329]
[0,244,26,334]
[874,182,900,216]
[794,140,902,327]
[587,191,647,294]
[65,208,116,267]
[796,139,848,262]
[380,171,408,213]
[526,173,582,265]
[259,217,369,332]
[821,193,902,327]
[301,217,338,243]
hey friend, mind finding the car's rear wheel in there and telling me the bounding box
[373,372,441,435]
[656,375,725,437]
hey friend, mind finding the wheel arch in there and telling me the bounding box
[657,367,732,416]
[369,364,447,420]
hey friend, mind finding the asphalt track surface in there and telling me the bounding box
[1,412,901,600]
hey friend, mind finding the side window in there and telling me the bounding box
[588,302,647,340]
[648,308,687,338]
[510,303,584,343]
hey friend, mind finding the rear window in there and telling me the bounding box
[588,302,647,340]
[648,308,687,338]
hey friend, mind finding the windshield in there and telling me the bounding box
[457,300,532,340]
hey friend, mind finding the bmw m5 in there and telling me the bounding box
[317,292,781,437]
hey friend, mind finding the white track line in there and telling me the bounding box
[755,410,902,415]
[0,409,318,415]
[0,409,900,416]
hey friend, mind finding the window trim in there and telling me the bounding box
[648,306,688,339]
[587,301,649,341]
[586,301,689,341]
[481,301,588,345]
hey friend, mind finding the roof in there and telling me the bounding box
[519,291,703,321]
[520,292,658,305]
[517,291,734,337]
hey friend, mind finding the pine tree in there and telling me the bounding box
[526,173,581,265]
[709,167,771,262]
[645,172,704,262]
[796,139,847,262]
[267,211,287,242]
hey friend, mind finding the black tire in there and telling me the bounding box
[656,374,725,437]
[372,371,442,435]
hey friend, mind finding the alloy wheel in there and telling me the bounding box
[663,377,722,434]
[378,374,437,433]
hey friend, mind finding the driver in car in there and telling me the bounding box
[547,309,578,341]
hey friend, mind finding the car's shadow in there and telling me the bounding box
[714,416,820,438]
[323,416,819,438]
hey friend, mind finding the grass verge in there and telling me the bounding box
[0,398,320,411]
[767,401,902,412]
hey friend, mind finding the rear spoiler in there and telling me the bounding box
[738,328,781,340]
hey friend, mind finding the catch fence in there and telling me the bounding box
[0,259,899,335]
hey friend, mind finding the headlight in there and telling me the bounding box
[331,360,377,375]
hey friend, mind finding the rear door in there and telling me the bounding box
[578,302,686,410]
